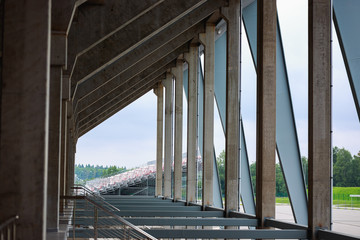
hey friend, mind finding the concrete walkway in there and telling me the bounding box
[276,204,360,236]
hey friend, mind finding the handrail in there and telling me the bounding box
[71,184,120,212]
[0,215,18,240]
[65,195,157,240]
[85,197,157,240]
[0,216,18,231]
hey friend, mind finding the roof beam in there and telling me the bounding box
[73,22,202,115]
[65,0,160,74]
[75,44,189,124]
[70,0,207,86]
[72,0,226,99]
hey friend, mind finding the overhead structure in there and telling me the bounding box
[0,0,359,239]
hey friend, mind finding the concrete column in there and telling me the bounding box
[308,0,332,238]
[155,83,164,197]
[255,0,277,228]
[59,100,68,212]
[185,45,199,204]
[66,119,75,196]
[162,73,174,198]
[221,0,241,215]
[199,23,216,207]
[172,60,184,201]
[0,1,51,239]
[60,77,70,211]
[47,66,63,231]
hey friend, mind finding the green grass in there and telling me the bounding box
[276,197,290,204]
[333,187,360,208]
[275,187,360,208]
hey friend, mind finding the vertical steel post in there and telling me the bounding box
[255,0,277,228]
[308,0,332,238]
[94,207,98,240]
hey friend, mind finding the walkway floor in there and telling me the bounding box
[276,204,360,236]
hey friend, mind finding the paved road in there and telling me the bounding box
[276,205,360,237]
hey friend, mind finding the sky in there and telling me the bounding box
[76,0,360,168]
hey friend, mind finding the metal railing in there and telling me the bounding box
[0,215,18,240]
[63,185,157,240]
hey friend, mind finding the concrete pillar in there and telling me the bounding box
[185,45,199,204]
[59,100,68,212]
[199,23,216,207]
[66,118,75,196]
[47,66,63,231]
[308,0,332,238]
[0,1,51,239]
[155,83,164,196]
[255,0,277,228]
[60,77,70,211]
[162,73,174,198]
[221,0,241,215]
[155,83,164,197]
[172,60,184,201]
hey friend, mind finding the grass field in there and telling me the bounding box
[276,187,360,208]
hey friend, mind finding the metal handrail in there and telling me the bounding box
[71,184,120,212]
[85,197,157,240]
[0,215,18,240]
[65,195,157,240]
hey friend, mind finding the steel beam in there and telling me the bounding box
[74,217,259,226]
[318,229,360,240]
[308,0,332,238]
[333,0,360,121]
[213,26,255,213]
[155,83,164,197]
[255,0,277,227]
[243,1,308,224]
[71,229,308,239]
[80,210,224,217]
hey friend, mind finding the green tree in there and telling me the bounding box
[216,150,225,197]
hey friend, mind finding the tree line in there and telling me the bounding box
[75,164,127,184]
[216,146,360,197]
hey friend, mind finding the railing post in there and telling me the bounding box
[94,207,98,240]
[73,198,76,240]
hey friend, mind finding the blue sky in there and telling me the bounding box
[76,0,359,168]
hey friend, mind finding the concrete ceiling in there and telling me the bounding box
[65,0,230,137]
